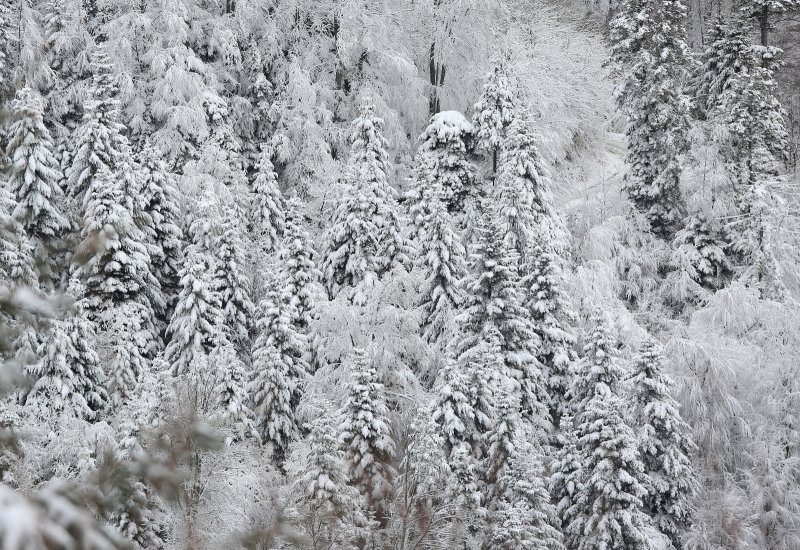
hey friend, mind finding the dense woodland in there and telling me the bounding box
[0,0,800,548]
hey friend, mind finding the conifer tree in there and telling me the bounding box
[631,341,698,549]
[738,0,800,47]
[321,100,410,304]
[611,0,694,237]
[0,188,37,291]
[65,46,130,203]
[549,415,583,540]
[212,204,254,353]
[472,53,518,175]
[563,311,651,550]
[410,111,477,214]
[454,208,549,432]
[164,244,224,378]
[211,343,258,444]
[249,282,308,463]
[695,19,752,117]
[522,238,578,427]
[494,112,551,264]
[250,146,285,255]
[278,196,320,335]
[23,292,108,422]
[670,214,731,291]
[138,143,183,320]
[418,195,466,346]
[431,354,481,507]
[339,348,396,525]
[5,87,71,286]
[288,412,367,548]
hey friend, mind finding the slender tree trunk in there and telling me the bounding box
[759,5,769,47]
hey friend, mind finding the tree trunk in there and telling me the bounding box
[759,4,769,47]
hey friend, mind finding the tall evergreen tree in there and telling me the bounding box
[454,208,549,432]
[321,100,410,305]
[278,196,320,335]
[339,348,396,526]
[137,142,183,322]
[248,281,308,464]
[0,188,37,290]
[494,112,550,265]
[695,19,752,117]
[410,111,477,215]
[212,203,254,354]
[631,341,698,549]
[670,214,731,291]
[23,290,108,422]
[472,53,518,175]
[738,0,800,47]
[522,238,577,427]
[164,243,224,378]
[211,343,258,444]
[418,194,466,346]
[611,0,694,237]
[563,311,651,550]
[250,146,285,255]
[5,86,71,286]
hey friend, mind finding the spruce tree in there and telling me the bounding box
[339,348,396,525]
[418,195,466,346]
[164,244,225,378]
[549,415,583,541]
[211,343,258,444]
[431,354,481,507]
[288,412,367,548]
[563,311,651,550]
[5,87,71,286]
[278,196,320,335]
[454,208,549,432]
[522,238,578,427]
[0,188,37,290]
[494,112,551,265]
[631,341,698,549]
[611,0,693,237]
[472,53,518,175]
[411,111,477,214]
[137,142,183,321]
[248,282,308,463]
[695,19,752,117]
[321,100,410,304]
[212,204,254,354]
[250,146,285,255]
[670,214,731,291]
[23,292,108,422]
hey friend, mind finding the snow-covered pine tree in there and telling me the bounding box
[494,111,551,265]
[212,203,254,354]
[549,415,583,542]
[695,19,752,118]
[250,145,285,255]
[411,111,477,214]
[0,187,37,291]
[631,341,698,550]
[522,238,578,428]
[431,353,481,508]
[137,142,183,323]
[418,194,466,346]
[321,99,410,305]
[5,87,71,287]
[23,290,108,423]
[563,310,651,550]
[164,243,224,378]
[339,347,396,526]
[738,0,800,47]
[611,0,693,237]
[248,282,308,464]
[454,207,549,433]
[210,343,258,444]
[278,196,320,335]
[670,213,731,291]
[472,52,518,175]
[65,45,130,203]
[712,37,790,298]
[287,411,367,548]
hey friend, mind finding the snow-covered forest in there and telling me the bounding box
[1,0,800,547]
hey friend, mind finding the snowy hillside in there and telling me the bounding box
[1,0,800,548]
